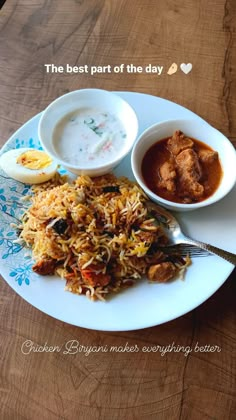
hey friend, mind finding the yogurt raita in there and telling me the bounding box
[53,108,127,167]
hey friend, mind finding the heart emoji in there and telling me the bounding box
[180,63,192,74]
[167,63,178,75]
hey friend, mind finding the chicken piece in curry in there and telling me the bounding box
[142,130,222,204]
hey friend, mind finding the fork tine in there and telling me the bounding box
[160,244,211,258]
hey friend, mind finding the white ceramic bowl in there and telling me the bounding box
[38,89,138,176]
[131,119,236,212]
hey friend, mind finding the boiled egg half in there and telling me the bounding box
[0,148,58,184]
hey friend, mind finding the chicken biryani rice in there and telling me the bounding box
[19,174,190,300]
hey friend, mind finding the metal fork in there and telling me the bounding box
[160,244,211,258]
[146,201,236,265]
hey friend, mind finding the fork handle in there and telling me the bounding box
[183,236,236,265]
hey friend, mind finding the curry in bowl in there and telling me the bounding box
[141,130,223,204]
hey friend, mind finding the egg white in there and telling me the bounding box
[0,148,58,184]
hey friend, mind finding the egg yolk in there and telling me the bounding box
[16,150,52,170]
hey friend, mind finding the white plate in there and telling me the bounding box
[0,92,235,331]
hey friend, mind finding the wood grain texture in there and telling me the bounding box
[0,1,236,419]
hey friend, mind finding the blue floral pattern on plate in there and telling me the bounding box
[0,136,44,285]
[0,129,68,289]
[9,261,33,286]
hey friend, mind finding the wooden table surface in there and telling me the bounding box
[0,1,236,419]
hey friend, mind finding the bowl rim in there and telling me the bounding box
[131,118,236,210]
[38,88,139,171]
